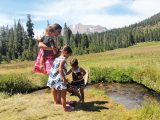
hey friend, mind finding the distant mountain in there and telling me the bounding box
[69,23,107,34]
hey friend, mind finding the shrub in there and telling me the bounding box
[40,75,48,87]
[89,66,160,92]
[89,67,133,83]
[0,74,35,94]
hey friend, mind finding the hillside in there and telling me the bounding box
[132,12,160,27]
[61,12,160,56]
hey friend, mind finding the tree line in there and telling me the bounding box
[63,12,160,55]
[0,13,160,63]
[0,14,37,63]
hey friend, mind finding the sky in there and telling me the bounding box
[0,0,160,37]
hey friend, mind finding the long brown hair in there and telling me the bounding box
[45,23,62,35]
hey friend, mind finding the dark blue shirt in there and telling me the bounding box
[40,36,55,57]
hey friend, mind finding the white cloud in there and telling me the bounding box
[34,28,45,38]
[131,0,160,17]
[31,0,160,29]
[76,14,144,29]
[31,0,120,23]
[0,13,27,27]
[27,0,122,36]
[0,0,160,36]
[0,14,13,26]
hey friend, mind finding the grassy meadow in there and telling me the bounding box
[78,41,160,92]
[0,41,160,120]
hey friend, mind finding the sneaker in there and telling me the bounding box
[64,106,74,112]
[78,100,84,103]
[66,101,77,107]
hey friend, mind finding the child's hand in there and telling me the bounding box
[63,78,68,84]
[52,48,58,54]
[78,75,83,79]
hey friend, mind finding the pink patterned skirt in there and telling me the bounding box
[33,49,55,75]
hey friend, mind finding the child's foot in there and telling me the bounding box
[54,101,62,106]
[66,101,72,104]
[54,103,61,107]
[78,99,84,103]
[64,106,74,112]
[66,101,77,107]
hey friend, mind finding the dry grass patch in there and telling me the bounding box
[0,87,131,120]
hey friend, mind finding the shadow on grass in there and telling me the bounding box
[75,101,109,112]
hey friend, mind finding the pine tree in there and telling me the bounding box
[63,23,72,45]
[0,40,2,63]
[26,14,35,60]
[26,14,34,39]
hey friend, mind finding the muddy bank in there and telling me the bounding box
[93,83,160,109]
[31,82,160,109]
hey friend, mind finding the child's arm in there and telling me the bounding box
[59,60,67,84]
[78,67,86,79]
[49,38,58,55]
[38,42,52,50]
[66,68,72,75]
[51,46,58,55]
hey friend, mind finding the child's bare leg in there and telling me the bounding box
[61,89,67,111]
[51,88,58,104]
[40,57,44,70]
[80,88,84,102]
[73,88,82,101]
[57,90,61,104]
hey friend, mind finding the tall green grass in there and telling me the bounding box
[134,100,160,120]
[0,74,36,94]
[89,66,160,93]
[89,67,133,83]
